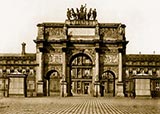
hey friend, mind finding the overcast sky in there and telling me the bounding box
[0,0,160,54]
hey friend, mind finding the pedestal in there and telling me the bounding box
[94,81,101,97]
[117,82,124,97]
[135,79,151,98]
[60,81,67,97]
[37,81,43,96]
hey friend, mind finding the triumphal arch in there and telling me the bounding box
[34,5,128,97]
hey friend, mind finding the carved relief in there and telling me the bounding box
[71,48,95,62]
[45,28,64,39]
[66,20,98,25]
[104,54,118,64]
[84,49,95,62]
[54,48,62,53]
[71,48,84,54]
[37,27,44,39]
[95,25,99,35]
[47,66,62,76]
[100,28,118,39]
[118,25,125,36]
[48,53,62,64]
[103,66,118,78]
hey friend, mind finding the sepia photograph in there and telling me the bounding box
[0,0,160,113]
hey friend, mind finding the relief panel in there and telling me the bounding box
[104,54,118,64]
[48,53,62,64]
[103,66,118,78]
[100,27,123,40]
[37,26,44,39]
[45,28,64,40]
[70,48,96,64]
[47,65,62,76]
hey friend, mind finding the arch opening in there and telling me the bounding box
[101,70,116,97]
[45,70,60,96]
[69,53,94,96]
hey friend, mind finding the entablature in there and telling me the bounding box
[37,22,64,28]
[0,54,36,61]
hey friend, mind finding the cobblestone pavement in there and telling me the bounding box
[0,96,160,114]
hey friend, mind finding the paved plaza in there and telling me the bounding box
[0,96,160,114]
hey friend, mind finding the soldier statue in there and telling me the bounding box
[92,9,97,20]
[71,8,77,20]
[67,8,71,20]
[80,4,86,13]
[87,8,92,20]
[79,4,86,20]
[76,8,80,20]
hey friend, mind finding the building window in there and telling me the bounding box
[155,80,160,91]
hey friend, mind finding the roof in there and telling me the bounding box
[126,54,160,62]
[0,53,36,60]
[37,20,125,28]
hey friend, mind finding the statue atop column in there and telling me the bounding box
[66,4,97,21]
[92,9,97,20]
[67,8,72,20]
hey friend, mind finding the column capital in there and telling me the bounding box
[118,48,123,53]
[39,48,45,53]
[62,47,68,52]
[95,48,101,52]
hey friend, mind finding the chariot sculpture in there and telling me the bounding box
[67,4,97,21]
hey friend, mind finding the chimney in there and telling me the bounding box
[153,51,155,54]
[21,42,26,55]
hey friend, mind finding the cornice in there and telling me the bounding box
[37,22,64,27]
[126,54,160,61]
[0,63,38,66]
[37,21,126,28]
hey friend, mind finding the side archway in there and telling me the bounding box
[101,70,116,97]
[45,70,60,96]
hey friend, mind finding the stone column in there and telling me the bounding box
[60,77,67,97]
[94,48,101,97]
[66,65,72,96]
[117,49,124,97]
[95,49,99,77]
[35,25,45,96]
[118,51,122,82]
[36,51,44,96]
[60,48,68,97]
[62,51,66,78]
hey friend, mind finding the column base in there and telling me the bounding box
[116,82,124,97]
[60,81,67,97]
[94,81,101,97]
[37,81,43,97]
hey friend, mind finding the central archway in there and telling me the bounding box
[69,53,93,96]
